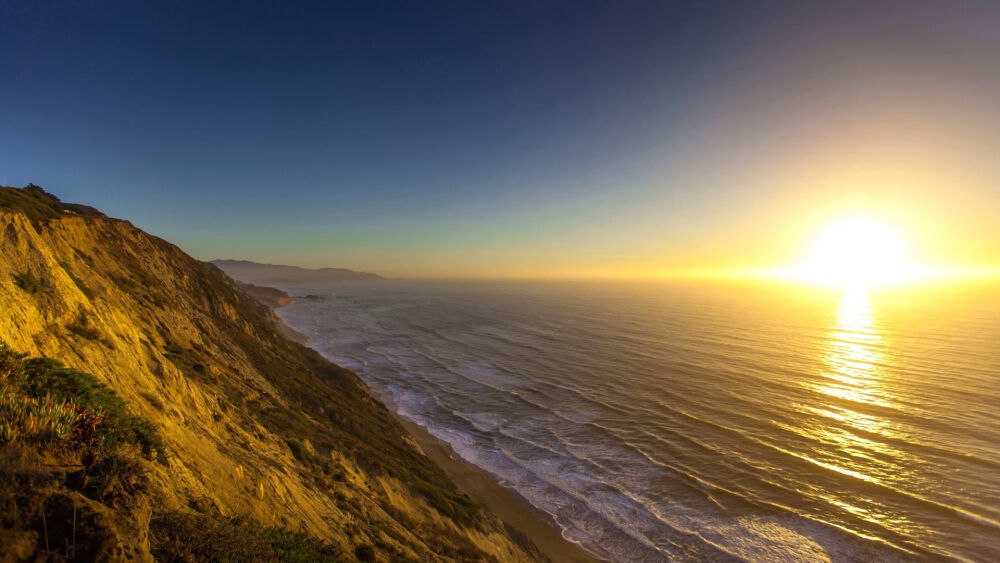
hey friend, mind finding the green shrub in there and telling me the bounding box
[12,272,49,294]
[150,513,342,562]
[20,357,166,461]
[0,344,25,383]
[0,342,166,462]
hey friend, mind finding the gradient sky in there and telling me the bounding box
[2,1,998,278]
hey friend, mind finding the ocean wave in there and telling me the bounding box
[275,282,1000,562]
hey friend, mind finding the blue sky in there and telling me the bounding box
[3,1,997,276]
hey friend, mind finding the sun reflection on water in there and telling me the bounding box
[792,288,919,497]
[791,289,910,482]
[816,288,892,412]
[790,288,912,529]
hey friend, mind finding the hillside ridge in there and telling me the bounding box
[0,185,540,561]
[212,259,385,283]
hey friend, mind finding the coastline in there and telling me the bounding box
[391,408,600,563]
[266,294,599,562]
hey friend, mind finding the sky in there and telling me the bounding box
[2,1,998,278]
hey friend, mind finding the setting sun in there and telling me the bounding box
[788,217,919,289]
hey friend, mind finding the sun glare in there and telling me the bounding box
[789,217,918,289]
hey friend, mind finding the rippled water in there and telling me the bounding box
[275,280,1000,561]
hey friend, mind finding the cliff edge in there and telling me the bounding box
[0,185,540,561]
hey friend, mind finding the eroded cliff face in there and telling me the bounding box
[0,191,539,561]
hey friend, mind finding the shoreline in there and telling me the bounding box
[390,409,599,563]
[266,294,599,562]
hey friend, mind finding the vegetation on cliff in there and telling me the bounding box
[0,184,105,226]
[0,343,164,459]
[0,185,541,561]
[0,341,346,560]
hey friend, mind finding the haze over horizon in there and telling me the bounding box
[3,1,998,278]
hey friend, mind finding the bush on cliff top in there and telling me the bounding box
[0,184,105,225]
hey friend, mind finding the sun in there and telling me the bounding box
[790,216,917,289]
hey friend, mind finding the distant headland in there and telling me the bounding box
[211,259,384,283]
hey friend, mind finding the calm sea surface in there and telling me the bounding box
[275,280,1000,561]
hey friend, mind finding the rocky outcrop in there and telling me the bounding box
[236,282,293,308]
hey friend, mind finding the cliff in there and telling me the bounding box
[235,282,294,309]
[0,186,540,561]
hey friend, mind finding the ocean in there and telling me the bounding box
[274,280,1000,561]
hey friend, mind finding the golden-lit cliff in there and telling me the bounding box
[0,185,540,561]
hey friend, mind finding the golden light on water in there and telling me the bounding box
[816,289,891,412]
[801,289,908,522]
[794,290,903,485]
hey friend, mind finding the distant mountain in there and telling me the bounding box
[211,259,384,283]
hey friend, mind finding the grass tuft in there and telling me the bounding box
[66,311,104,341]
[286,438,314,463]
[12,272,49,295]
